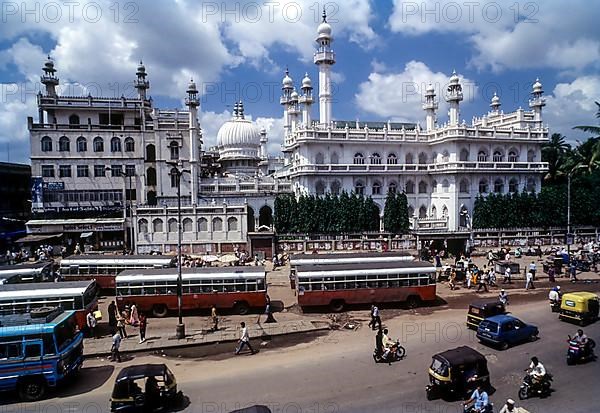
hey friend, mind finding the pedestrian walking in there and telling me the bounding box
[86,310,97,339]
[110,331,122,362]
[569,263,578,282]
[129,303,140,327]
[548,265,556,283]
[465,269,472,289]
[117,313,128,338]
[487,250,495,267]
[529,261,537,280]
[503,266,512,284]
[235,322,256,355]
[525,271,535,290]
[138,313,147,343]
[211,305,219,331]
[108,300,117,335]
[498,289,509,306]
[448,270,457,291]
[258,294,271,324]
[477,268,489,293]
[368,305,381,330]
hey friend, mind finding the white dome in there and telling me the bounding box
[491,92,500,104]
[290,89,299,100]
[449,70,460,84]
[532,78,543,92]
[282,72,293,88]
[317,21,332,37]
[217,118,261,149]
[302,73,312,89]
[426,83,435,93]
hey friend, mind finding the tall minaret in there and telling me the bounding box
[280,69,294,137]
[314,7,335,125]
[289,88,300,132]
[422,83,438,131]
[259,128,268,160]
[185,79,200,206]
[299,73,314,127]
[41,55,59,97]
[529,78,546,128]
[490,92,501,115]
[446,70,463,126]
[134,61,149,101]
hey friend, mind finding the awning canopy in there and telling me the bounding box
[16,233,63,243]
[80,232,94,238]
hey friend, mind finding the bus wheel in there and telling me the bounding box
[152,304,168,318]
[329,300,345,313]
[18,377,46,401]
[234,302,250,315]
[406,296,421,309]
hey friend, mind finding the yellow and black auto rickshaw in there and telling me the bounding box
[426,346,490,400]
[466,300,507,330]
[559,292,599,326]
[110,364,182,412]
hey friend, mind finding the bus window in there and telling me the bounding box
[378,274,389,288]
[246,281,256,292]
[399,278,409,287]
[1,343,22,359]
[367,274,377,288]
[357,275,367,289]
[334,280,345,290]
[389,275,399,288]
[43,333,56,355]
[189,284,201,294]
[24,343,42,359]
[55,318,77,351]
[212,280,223,293]
[256,278,265,290]
[409,273,419,286]
[69,265,79,275]
[312,278,323,291]
[345,276,356,289]
[201,280,212,293]
[223,279,234,293]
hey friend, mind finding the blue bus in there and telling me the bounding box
[0,308,84,401]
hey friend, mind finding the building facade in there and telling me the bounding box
[280,10,549,232]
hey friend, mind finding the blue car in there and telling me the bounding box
[476,314,539,350]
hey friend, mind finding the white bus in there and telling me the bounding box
[0,261,54,284]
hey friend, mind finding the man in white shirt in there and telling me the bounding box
[110,331,122,362]
[525,271,535,290]
[86,311,97,339]
[503,266,512,284]
[235,322,256,355]
[499,398,530,413]
[527,356,546,385]
[529,261,537,280]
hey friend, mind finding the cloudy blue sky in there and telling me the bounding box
[0,0,599,164]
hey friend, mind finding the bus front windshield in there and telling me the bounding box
[55,316,78,351]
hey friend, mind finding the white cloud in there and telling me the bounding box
[388,0,600,72]
[355,60,477,123]
[199,110,232,151]
[545,75,600,142]
[254,116,285,154]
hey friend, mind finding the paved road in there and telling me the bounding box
[5,299,599,413]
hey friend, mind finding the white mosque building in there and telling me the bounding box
[280,9,549,232]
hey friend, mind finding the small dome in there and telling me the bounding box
[317,21,332,37]
[290,89,299,100]
[44,56,54,69]
[532,78,543,93]
[491,92,500,104]
[426,83,435,93]
[449,70,460,84]
[137,60,145,72]
[187,78,197,93]
[302,73,312,89]
[282,70,293,88]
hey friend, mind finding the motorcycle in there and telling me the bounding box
[373,339,406,363]
[463,403,494,413]
[567,337,596,365]
[518,373,553,400]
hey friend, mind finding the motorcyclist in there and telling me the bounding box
[464,383,489,412]
[375,326,384,357]
[382,328,395,361]
[499,398,530,413]
[570,329,591,357]
[526,356,546,388]
[548,286,561,306]
[498,289,509,306]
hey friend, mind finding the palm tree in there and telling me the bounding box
[573,101,600,136]
[542,133,571,182]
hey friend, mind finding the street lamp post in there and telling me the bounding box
[168,162,189,339]
[567,165,586,257]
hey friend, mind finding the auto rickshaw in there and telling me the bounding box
[558,292,600,326]
[110,364,182,412]
[466,300,507,330]
[426,346,490,400]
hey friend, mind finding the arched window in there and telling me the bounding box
[198,218,208,232]
[331,180,341,195]
[431,206,437,218]
[408,206,415,217]
[526,178,536,192]
[405,180,415,194]
[315,180,325,195]
[442,150,450,162]
[508,149,519,162]
[418,181,428,194]
[138,219,148,234]
[152,218,163,233]
[389,181,397,194]
[442,179,449,192]
[418,152,428,164]
[509,178,519,193]
[93,137,104,152]
[354,181,364,195]
[527,149,536,162]
[442,205,448,217]
[76,136,87,152]
[419,206,427,218]
[387,153,397,164]
[479,179,489,194]
[169,141,179,160]
[459,179,469,193]
[330,152,339,164]
[459,148,469,161]
[182,218,193,232]
[493,150,503,162]
[111,137,122,152]
[372,181,381,195]
[146,144,156,161]
[227,217,238,231]
[431,180,438,193]
[315,153,324,164]
[168,218,177,233]
[59,136,70,152]
[477,150,488,162]
[212,217,223,231]
[405,153,414,164]
[370,153,382,165]
[68,114,80,128]
[170,168,179,188]
[41,136,52,152]
[353,153,364,165]
[125,137,135,152]
[494,179,504,193]
[146,167,157,186]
